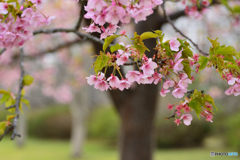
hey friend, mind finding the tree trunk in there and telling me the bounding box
[16,107,27,147]
[110,84,159,160]
[69,86,89,158]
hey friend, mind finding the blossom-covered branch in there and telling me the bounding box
[0,48,25,141]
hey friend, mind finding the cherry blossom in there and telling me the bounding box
[180,114,193,126]
[118,79,131,91]
[174,118,182,126]
[169,37,180,51]
[160,88,170,97]
[172,87,187,98]
[107,74,120,88]
[140,58,158,76]
[163,80,175,89]
[126,71,141,83]
[0,3,8,14]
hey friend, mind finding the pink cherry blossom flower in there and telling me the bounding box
[94,80,109,91]
[107,74,120,88]
[105,24,120,34]
[126,71,141,83]
[173,59,184,73]
[174,48,183,62]
[174,118,182,126]
[137,73,149,84]
[159,88,170,97]
[167,104,174,110]
[118,79,131,91]
[86,74,97,85]
[0,3,8,14]
[180,114,193,126]
[132,7,153,23]
[225,86,234,95]
[179,73,188,79]
[140,58,157,76]
[105,3,126,24]
[172,88,187,98]
[178,77,192,89]
[163,80,175,89]
[83,23,101,33]
[169,37,180,51]
[202,0,210,7]
[87,0,107,12]
[227,74,238,85]
[205,114,213,122]
[116,52,129,66]
[153,0,163,5]
[153,72,163,84]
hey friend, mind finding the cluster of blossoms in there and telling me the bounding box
[0,1,54,48]
[168,101,213,126]
[86,37,197,98]
[83,0,163,39]
[182,0,210,19]
[85,32,224,126]
[223,71,240,96]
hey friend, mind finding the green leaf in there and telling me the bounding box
[215,46,237,56]
[182,60,191,78]
[207,37,220,49]
[223,56,236,63]
[110,43,121,53]
[188,99,201,119]
[204,94,217,111]
[21,98,31,108]
[6,114,17,121]
[0,89,10,94]
[23,75,34,86]
[0,122,7,135]
[93,52,110,74]
[5,98,15,108]
[233,5,240,14]
[0,94,10,106]
[198,56,209,73]
[227,64,240,72]
[140,32,159,40]
[103,35,120,52]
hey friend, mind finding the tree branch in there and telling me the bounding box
[0,126,13,141]
[75,0,87,30]
[161,1,209,56]
[11,48,25,140]
[33,29,106,46]
[12,39,84,60]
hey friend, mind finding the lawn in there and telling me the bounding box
[0,138,238,160]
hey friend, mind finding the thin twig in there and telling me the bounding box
[11,48,25,140]
[0,126,13,141]
[12,39,84,60]
[0,48,6,55]
[33,29,107,46]
[165,109,177,119]
[161,1,209,56]
[75,0,87,30]
[6,105,16,110]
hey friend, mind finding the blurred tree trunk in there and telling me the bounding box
[69,86,89,158]
[16,107,27,147]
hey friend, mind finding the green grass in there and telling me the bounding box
[0,138,238,160]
